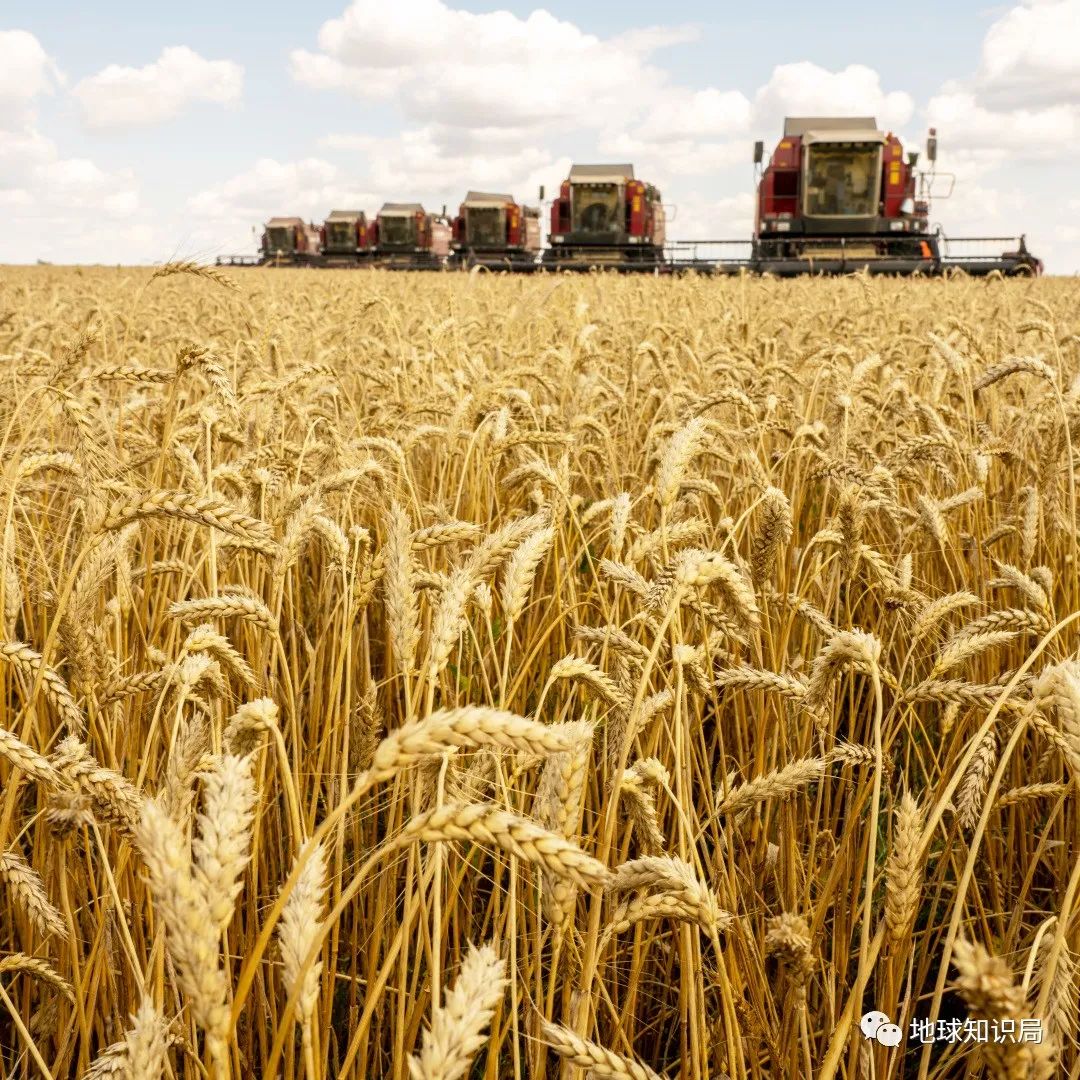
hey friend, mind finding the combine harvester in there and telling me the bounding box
[216,118,1040,275]
[319,210,373,265]
[543,164,666,271]
[671,117,1042,276]
[368,203,451,269]
[450,191,541,270]
[237,217,322,266]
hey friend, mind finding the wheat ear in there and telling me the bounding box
[536,1017,661,1080]
[402,802,610,890]
[278,841,328,1039]
[134,798,230,1072]
[0,849,68,940]
[408,941,508,1080]
[192,754,258,933]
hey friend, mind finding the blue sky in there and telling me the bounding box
[2,1,1078,269]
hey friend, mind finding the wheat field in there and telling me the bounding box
[0,264,1078,1079]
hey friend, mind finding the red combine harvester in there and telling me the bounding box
[369,203,451,269]
[215,120,1041,275]
[319,210,372,264]
[542,164,665,270]
[450,191,541,270]
[258,217,321,265]
[745,117,1040,275]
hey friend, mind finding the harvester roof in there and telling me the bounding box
[380,202,425,215]
[325,209,365,222]
[463,191,515,207]
[783,117,884,143]
[568,164,635,183]
[266,216,305,227]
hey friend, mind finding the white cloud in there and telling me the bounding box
[923,2,1080,160]
[0,31,144,262]
[187,157,376,221]
[976,0,1080,109]
[0,30,63,119]
[637,88,752,141]
[321,127,559,196]
[73,46,243,130]
[926,88,1078,155]
[291,0,683,131]
[752,62,914,130]
[598,131,747,177]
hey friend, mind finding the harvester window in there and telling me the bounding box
[571,183,621,234]
[804,144,881,218]
[380,216,416,246]
[326,223,352,247]
[266,228,294,252]
[466,207,504,246]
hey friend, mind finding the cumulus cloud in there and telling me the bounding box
[73,46,243,130]
[752,63,914,131]
[924,1,1080,160]
[0,29,142,263]
[291,0,682,130]
[0,29,63,119]
[320,127,560,197]
[187,157,376,221]
[975,0,1080,109]
[637,88,752,141]
[926,89,1078,156]
[0,138,139,236]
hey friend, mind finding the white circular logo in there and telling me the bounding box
[860,1011,889,1040]
[877,1023,903,1047]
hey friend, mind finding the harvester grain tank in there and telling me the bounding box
[370,203,451,269]
[450,191,541,270]
[261,217,321,265]
[543,164,665,270]
[746,117,1041,275]
[320,210,372,263]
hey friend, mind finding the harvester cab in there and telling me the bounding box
[543,164,665,270]
[321,210,371,263]
[450,192,541,270]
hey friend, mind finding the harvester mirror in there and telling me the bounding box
[927,130,937,163]
[907,151,919,167]
[753,140,764,165]
[538,185,545,202]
